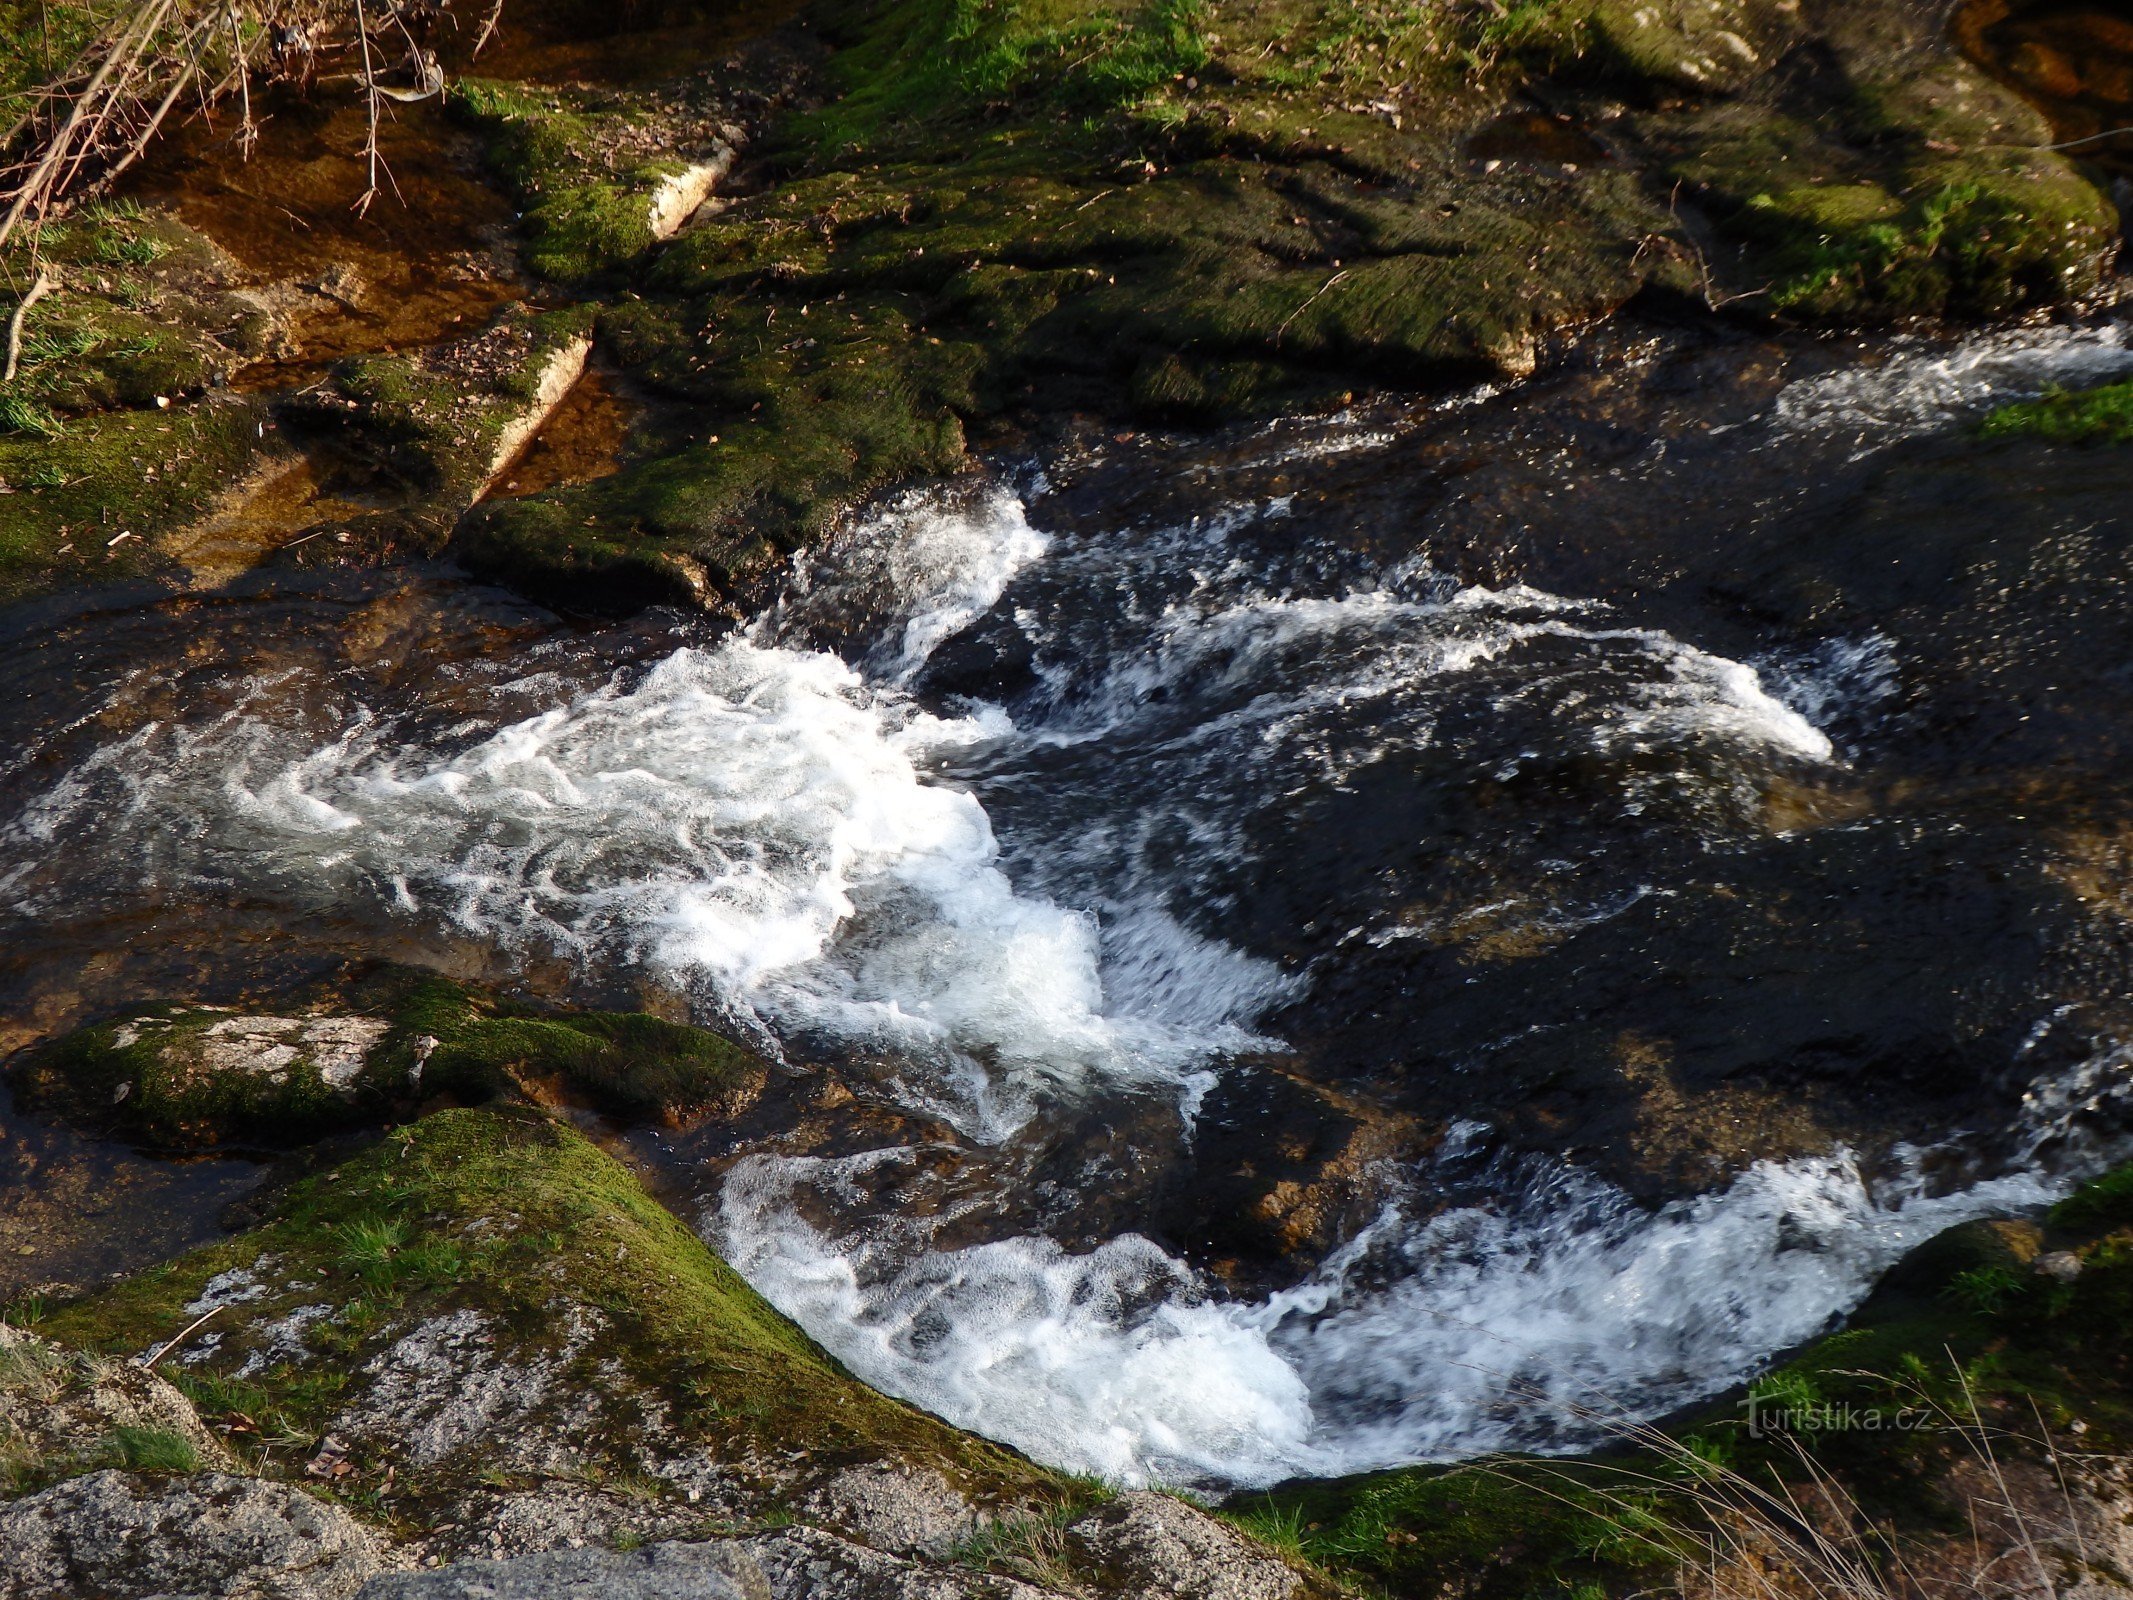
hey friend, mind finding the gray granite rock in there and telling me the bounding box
[0,1469,393,1600]
[1066,1491,1299,1600]
[359,1543,769,1600]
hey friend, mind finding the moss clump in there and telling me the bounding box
[292,305,594,525]
[1980,379,2133,447]
[0,397,265,603]
[452,78,710,284]
[32,1105,1061,1504]
[1722,172,2113,322]
[9,970,770,1150]
[0,202,256,432]
[11,1005,406,1152]
[380,969,770,1128]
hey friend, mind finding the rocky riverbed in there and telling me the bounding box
[9,0,2133,1595]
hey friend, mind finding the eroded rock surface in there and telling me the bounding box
[359,1542,769,1600]
[0,1469,394,1600]
[1067,1493,1301,1600]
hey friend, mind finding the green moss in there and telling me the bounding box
[1980,379,2133,447]
[2050,1162,2133,1229]
[0,398,264,604]
[1730,175,2111,322]
[801,0,1211,158]
[451,78,704,283]
[455,0,2112,613]
[37,1106,1063,1501]
[300,305,594,520]
[381,969,770,1126]
[9,1006,394,1152]
[7,970,770,1150]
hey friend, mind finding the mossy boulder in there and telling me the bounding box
[20,1105,1066,1519]
[7,970,770,1151]
[287,306,597,535]
[1982,377,2133,446]
[0,397,268,603]
[452,0,2117,613]
[451,77,746,284]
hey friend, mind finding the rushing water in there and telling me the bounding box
[8,319,2133,1485]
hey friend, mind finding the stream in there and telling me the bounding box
[8,312,2133,1486]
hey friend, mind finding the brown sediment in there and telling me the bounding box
[1464,109,1612,170]
[486,361,639,499]
[125,90,527,378]
[469,0,801,86]
[470,333,595,504]
[163,452,377,585]
[1956,0,2133,175]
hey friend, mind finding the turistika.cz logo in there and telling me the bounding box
[1743,1396,1937,1439]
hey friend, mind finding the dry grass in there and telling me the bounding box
[1480,1363,2120,1600]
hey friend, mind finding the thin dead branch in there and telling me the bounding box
[3,268,54,382]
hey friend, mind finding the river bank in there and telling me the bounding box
[7,0,2133,1596]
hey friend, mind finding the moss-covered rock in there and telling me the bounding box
[448,0,2114,612]
[286,305,597,535]
[0,396,268,602]
[22,1106,1066,1515]
[7,970,769,1151]
[451,77,746,284]
[1981,377,2133,446]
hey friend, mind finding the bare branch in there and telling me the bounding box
[3,269,55,383]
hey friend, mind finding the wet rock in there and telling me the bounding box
[0,1469,393,1599]
[359,1542,768,1600]
[1065,1492,1301,1600]
[1159,1066,1420,1282]
[2035,1249,2084,1284]
[287,307,600,533]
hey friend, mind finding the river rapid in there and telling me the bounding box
[8,317,2133,1488]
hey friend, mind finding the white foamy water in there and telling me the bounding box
[717,1133,2085,1488]
[1768,319,2133,446]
